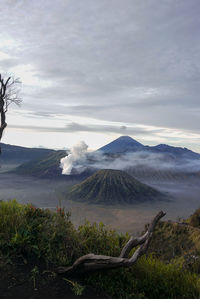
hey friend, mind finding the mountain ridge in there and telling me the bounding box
[0,143,54,163]
[98,136,200,159]
[10,136,200,179]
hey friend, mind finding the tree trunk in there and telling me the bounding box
[0,75,10,154]
[0,110,7,140]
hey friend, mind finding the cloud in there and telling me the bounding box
[7,117,200,152]
[8,122,160,135]
[0,0,200,148]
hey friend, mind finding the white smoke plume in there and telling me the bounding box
[60,141,88,175]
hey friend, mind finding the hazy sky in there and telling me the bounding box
[0,0,200,151]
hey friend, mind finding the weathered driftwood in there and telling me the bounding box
[56,211,165,276]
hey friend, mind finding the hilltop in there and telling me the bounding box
[67,169,163,204]
[0,143,53,163]
[98,136,144,153]
[13,150,66,178]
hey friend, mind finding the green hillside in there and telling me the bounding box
[13,150,66,178]
[1,143,53,163]
[67,169,163,204]
[147,209,200,272]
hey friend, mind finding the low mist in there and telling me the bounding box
[60,141,200,175]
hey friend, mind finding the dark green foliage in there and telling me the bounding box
[68,169,162,204]
[86,257,200,298]
[149,221,195,261]
[0,200,81,265]
[78,221,128,256]
[188,208,200,228]
[148,218,200,275]
[1,200,200,298]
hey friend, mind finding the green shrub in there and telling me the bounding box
[1,200,200,298]
[188,208,200,228]
[86,256,200,298]
[78,220,128,256]
[0,200,81,265]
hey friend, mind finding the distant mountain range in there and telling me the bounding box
[66,169,163,204]
[4,136,200,180]
[98,136,200,160]
[0,143,54,163]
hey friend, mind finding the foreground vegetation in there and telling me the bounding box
[1,200,200,298]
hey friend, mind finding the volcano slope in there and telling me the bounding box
[13,150,66,178]
[67,169,163,204]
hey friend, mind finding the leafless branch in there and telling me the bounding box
[56,211,165,276]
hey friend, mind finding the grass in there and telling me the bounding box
[1,199,200,298]
[148,219,200,276]
[86,257,200,298]
[188,208,200,228]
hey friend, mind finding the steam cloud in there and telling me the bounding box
[60,141,200,175]
[60,141,88,175]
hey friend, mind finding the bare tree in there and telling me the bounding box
[0,74,21,152]
[57,211,165,276]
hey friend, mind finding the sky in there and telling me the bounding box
[0,0,200,152]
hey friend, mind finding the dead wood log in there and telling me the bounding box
[56,211,165,276]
